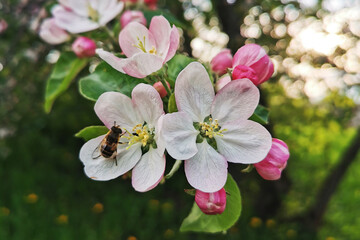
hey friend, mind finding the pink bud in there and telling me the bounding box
[210,49,233,75]
[153,81,170,98]
[195,188,226,215]
[120,10,147,28]
[232,65,258,83]
[232,44,274,85]
[39,18,70,45]
[0,19,8,34]
[72,37,96,58]
[144,0,158,9]
[254,138,289,181]
[215,74,231,92]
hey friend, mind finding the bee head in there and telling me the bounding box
[111,125,123,134]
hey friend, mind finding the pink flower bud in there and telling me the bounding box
[144,0,158,9]
[254,138,289,180]
[232,44,274,85]
[120,10,147,28]
[72,36,96,58]
[39,18,70,45]
[0,19,8,34]
[215,74,231,92]
[210,49,233,75]
[195,188,226,215]
[232,65,258,83]
[153,81,170,98]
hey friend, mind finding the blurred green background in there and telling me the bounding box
[1,0,360,239]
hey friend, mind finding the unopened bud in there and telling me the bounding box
[232,65,258,83]
[232,44,274,85]
[210,49,233,75]
[195,188,226,215]
[254,138,289,180]
[153,81,170,98]
[72,36,96,58]
[120,10,147,28]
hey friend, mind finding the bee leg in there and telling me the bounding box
[114,158,118,166]
[92,154,101,159]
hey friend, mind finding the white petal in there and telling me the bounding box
[175,62,214,122]
[121,53,164,78]
[161,112,199,160]
[52,5,99,33]
[96,49,126,74]
[79,135,141,181]
[184,141,228,193]
[211,79,259,124]
[215,120,272,164]
[131,147,166,192]
[98,1,124,26]
[132,84,164,128]
[149,16,171,60]
[94,92,141,130]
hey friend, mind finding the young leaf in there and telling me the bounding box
[249,105,269,124]
[75,126,109,141]
[167,54,195,85]
[44,52,88,113]
[79,62,146,101]
[180,174,242,233]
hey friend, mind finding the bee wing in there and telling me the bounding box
[92,139,105,159]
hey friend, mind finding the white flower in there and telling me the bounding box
[161,62,272,192]
[52,0,124,34]
[79,84,165,192]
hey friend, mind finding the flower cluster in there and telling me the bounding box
[38,1,290,220]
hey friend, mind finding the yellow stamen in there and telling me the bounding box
[122,124,152,149]
[88,5,99,22]
[132,36,157,55]
[199,119,227,138]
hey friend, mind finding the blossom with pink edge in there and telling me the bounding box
[232,44,274,85]
[52,0,124,34]
[39,18,70,45]
[161,62,272,192]
[254,138,289,180]
[210,49,233,75]
[97,16,179,78]
[120,10,147,28]
[195,188,227,215]
[72,36,97,58]
[79,84,166,192]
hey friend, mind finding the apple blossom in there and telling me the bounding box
[39,18,70,45]
[52,0,124,34]
[210,49,233,75]
[195,188,226,215]
[232,44,274,85]
[97,16,179,78]
[254,138,289,180]
[72,37,97,58]
[0,19,8,34]
[153,81,170,98]
[79,84,166,192]
[120,10,147,28]
[161,62,272,192]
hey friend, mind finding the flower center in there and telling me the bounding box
[198,117,226,139]
[87,5,99,22]
[133,36,157,55]
[122,123,157,153]
[194,116,227,150]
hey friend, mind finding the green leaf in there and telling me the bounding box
[180,174,242,233]
[79,62,147,101]
[168,93,178,113]
[167,54,195,85]
[143,9,185,28]
[75,126,109,141]
[44,52,88,113]
[249,105,269,124]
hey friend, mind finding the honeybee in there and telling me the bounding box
[92,122,125,165]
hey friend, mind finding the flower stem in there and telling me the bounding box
[160,77,172,96]
[165,160,182,179]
